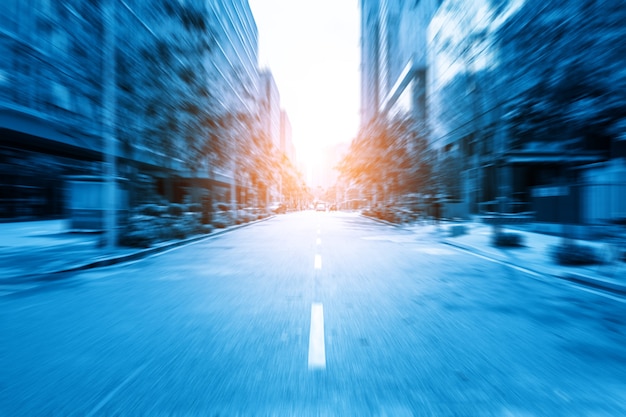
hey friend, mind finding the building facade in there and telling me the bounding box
[0,0,266,220]
[359,0,440,126]
[357,0,441,208]
[427,0,626,225]
[359,0,380,127]
[358,0,626,227]
[0,0,107,218]
[280,110,295,163]
[258,69,281,149]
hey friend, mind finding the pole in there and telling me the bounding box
[231,157,237,218]
[230,124,238,222]
[103,0,117,249]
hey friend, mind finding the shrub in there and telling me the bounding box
[241,212,256,223]
[170,223,187,239]
[188,203,202,213]
[168,203,185,217]
[449,225,467,237]
[154,216,174,240]
[199,224,214,234]
[216,203,230,211]
[139,204,166,217]
[552,242,600,265]
[492,232,525,247]
[362,209,374,218]
[120,208,203,247]
[380,210,396,223]
[212,209,233,229]
[119,214,160,247]
[212,220,228,229]
[119,229,153,248]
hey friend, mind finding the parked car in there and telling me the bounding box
[315,202,326,212]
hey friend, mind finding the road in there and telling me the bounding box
[1,211,625,416]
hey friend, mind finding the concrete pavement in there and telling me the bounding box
[366,215,626,297]
[438,222,626,296]
[0,217,272,284]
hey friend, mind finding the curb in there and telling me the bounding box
[560,272,626,296]
[3,215,275,284]
[360,214,403,228]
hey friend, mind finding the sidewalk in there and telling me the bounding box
[0,218,269,285]
[409,220,626,296]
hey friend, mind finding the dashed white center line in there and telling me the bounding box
[316,237,321,245]
[308,303,326,370]
[314,254,322,269]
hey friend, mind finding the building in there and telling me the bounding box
[359,0,440,126]
[0,1,107,219]
[358,0,626,229]
[0,0,265,221]
[280,110,295,163]
[357,0,441,208]
[258,69,281,149]
[204,0,261,207]
[427,0,626,227]
[359,0,381,127]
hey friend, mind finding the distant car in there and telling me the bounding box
[329,203,337,211]
[315,203,326,212]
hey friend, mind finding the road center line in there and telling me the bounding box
[316,237,321,245]
[308,303,326,370]
[314,254,322,269]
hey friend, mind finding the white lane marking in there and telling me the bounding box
[316,237,322,245]
[308,303,326,369]
[317,228,321,235]
[314,254,322,269]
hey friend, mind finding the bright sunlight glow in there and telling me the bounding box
[248,0,361,173]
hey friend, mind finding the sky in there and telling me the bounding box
[247,0,361,168]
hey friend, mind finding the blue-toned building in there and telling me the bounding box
[0,1,106,218]
[359,0,440,126]
[427,0,626,228]
[358,0,441,207]
[359,0,626,229]
[0,0,264,220]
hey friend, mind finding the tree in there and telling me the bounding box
[338,113,435,205]
[497,0,626,153]
[113,0,234,207]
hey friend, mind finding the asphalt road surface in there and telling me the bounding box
[1,211,625,416]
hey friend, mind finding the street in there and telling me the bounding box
[1,211,625,416]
